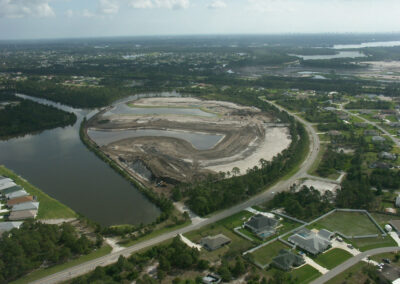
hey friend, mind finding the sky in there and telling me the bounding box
[0,0,400,40]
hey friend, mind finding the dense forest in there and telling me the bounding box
[0,93,76,139]
[0,221,101,283]
[71,236,249,284]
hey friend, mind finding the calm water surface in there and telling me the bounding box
[0,94,161,226]
[105,104,215,117]
[291,51,366,60]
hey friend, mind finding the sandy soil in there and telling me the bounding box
[203,127,290,174]
[87,97,291,186]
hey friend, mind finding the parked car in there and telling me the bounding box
[347,244,354,249]
[383,258,391,264]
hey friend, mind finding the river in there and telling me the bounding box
[0,94,161,226]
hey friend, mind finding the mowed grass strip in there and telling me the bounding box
[290,265,322,284]
[314,248,353,269]
[350,235,397,252]
[0,165,77,219]
[250,241,290,266]
[315,211,381,236]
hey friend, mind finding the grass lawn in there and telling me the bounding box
[10,244,112,284]
[0,165,77,219]
[249,241,290,266]
[314,211,381,237]
[290,265,322,284]
[314,248,353,269]
[119,220,191,247]
[264,265,321,284]
[350,235,397,251]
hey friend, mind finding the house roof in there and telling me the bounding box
[0,221,23,234]
[318,229,334,240]
[8,209,37,221]
[245,214,278,232]
[1,185,23,195]
[0,181,17,191]
[5,190,28,199]
[12,202,39,212]
[0,177,12,185]
[272,249,305,270]
[288,229,331,255]
[7,196,34,206]
[200,234,231,250]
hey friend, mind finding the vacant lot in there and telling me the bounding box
[314,248,353,269]
[350,235,397,251]
[249,241,290,266]
[314,211,381,236]
[184,211,254,262]
[265,265,321,284]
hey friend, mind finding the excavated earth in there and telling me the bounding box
[86,97,291,189]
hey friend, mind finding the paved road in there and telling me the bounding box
[310,247,400,284]
[32,100,321,284]
[340,107,400,147]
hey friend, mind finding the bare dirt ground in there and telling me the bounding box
[87,97,291,187]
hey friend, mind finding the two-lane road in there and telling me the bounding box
[33,100,320,284]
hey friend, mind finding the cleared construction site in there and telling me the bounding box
[86,97,291,189]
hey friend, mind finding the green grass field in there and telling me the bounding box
[0,165,77,219]
[314,211,381,236]
[265,265,321,284]
[350,235,397,251]
[314,248,353,269]
[250,241,290,266]
[10,244,112,284]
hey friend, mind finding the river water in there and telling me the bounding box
[0,94,161,226]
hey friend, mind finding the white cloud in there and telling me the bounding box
[207,0,227,9]
[98,0,120,15]
[129,0,189,9]
[0,0,55,18]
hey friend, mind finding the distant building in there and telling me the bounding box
[395,196,400,208]
[8,209,37,221]
[272,249,305,271]
[200,234,231,251]
[288,228,332,255]
[244,214,278,239]
[372,136,386,143]
[379,152,397,161]
[364,130,379,136]
[0,221,23,236]
[369,162,392,169]
[202,274,221,284]
[328,130,342,136]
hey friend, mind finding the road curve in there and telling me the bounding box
[310,247,400,284]
[32,100,321,284]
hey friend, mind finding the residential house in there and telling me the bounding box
[244,214,279,239]
[202,274,221,284]
[200,234,231,251]
[395,196,400,208]
[364,130,379,136]
[288,228,332,255]
[0,221,23,236]
[369,162,393,169]
[372,136,386,143]
[379,152,397,161]
[271,249,305,271]
[0,180,16,191]
[11,202,39,212]
[8,209,37,221]
[1,185,23,195]
[7,196,34,207]
[5,190,28,200]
